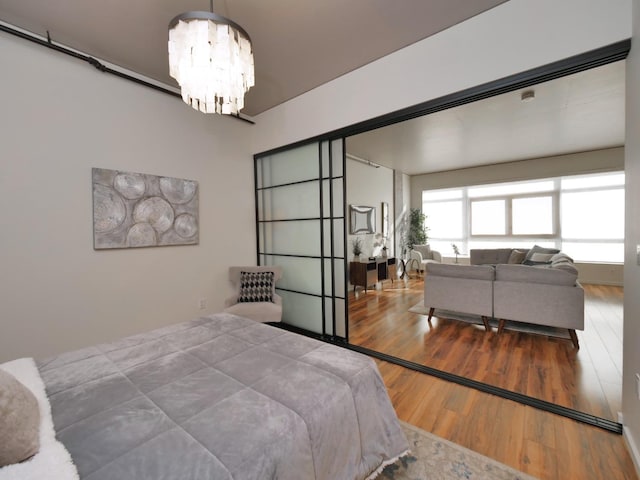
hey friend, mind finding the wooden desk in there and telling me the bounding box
[350,257,396,292]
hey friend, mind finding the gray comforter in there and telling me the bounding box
[37,313,408,479]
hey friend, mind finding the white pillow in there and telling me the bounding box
[0,358,79,480]
[529,252,555,263]
[0,369,40,467]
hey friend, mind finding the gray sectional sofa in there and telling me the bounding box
[424,247,584,348]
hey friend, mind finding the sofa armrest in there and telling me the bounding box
[224,295,239,308]
[409,250,424,263]
[431,250,442,262]
[273,293,282,306]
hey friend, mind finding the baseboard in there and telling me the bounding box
[623,425,640,478]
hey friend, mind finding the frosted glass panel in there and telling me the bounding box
[268,256,322,295]
[258,182,320,221]
[320,140,344,178]
[324,297,334,336]
[321,258,346,296]
[321,141,330,178]
[334,298,346,338]
[323,298,346,338]
[333,179,345,217]
[259,220,321,256]
[333,259,346,295]
[257,143,319,188]
[322,220,345,258]
[256,138,348,341]
[332,140,344,177]
[333,220,345,258]
[279,290,323,333]
[321,179,344,218]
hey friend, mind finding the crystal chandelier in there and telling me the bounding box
[168,4,254,115]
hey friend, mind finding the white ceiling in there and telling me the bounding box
[346,60,626,175]
[0,0,507,117]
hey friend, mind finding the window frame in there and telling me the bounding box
[422,171,624,263]
[468,191,559,239]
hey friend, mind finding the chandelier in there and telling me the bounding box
[168,4,254,115]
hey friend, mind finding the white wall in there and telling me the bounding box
[252,0,631,154]
[346,160,394,259]
[0,32,256,362]
[623,0,640,472]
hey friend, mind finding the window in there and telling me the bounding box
[422,189,464,255]
[422,172,624,262]
[471,200,506,235]
[512,196,554,235]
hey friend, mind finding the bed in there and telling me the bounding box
[0,312,408,479]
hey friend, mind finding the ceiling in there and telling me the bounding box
[1,1,624,175]
[346,60,626,175]
[0,0,507,117]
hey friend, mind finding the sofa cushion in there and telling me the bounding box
[496,264,577,286]
[523,245,560,265]
[224,301,282,323]
[470,248,513,265]
[427,263,495,280]
[507,250,527,264]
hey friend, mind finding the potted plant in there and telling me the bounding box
[405,208,428,251]
[351,237,363,260]
[451,243,460,263]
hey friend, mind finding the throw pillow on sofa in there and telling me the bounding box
[507,250,527,264]
[526,252,555,265]
[523,245,560,265]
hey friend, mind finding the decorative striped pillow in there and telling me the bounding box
[238,271,274,303]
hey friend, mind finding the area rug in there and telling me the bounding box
[408,303,570,339]
[379,422,538,480]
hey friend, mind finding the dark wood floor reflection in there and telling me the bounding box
[348,277,623,421]
[378,360,637,480]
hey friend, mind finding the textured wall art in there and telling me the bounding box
[92,168,199,249]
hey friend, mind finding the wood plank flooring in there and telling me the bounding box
[379,360,638,480]
[348,278,623,421]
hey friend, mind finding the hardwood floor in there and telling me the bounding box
[378,360,638,480]
[348,278,623,421]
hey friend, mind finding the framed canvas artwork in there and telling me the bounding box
[92,168,199,249]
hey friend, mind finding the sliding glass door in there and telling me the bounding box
[255,139,347,338]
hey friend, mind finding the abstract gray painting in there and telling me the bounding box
[92,168,199,249]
